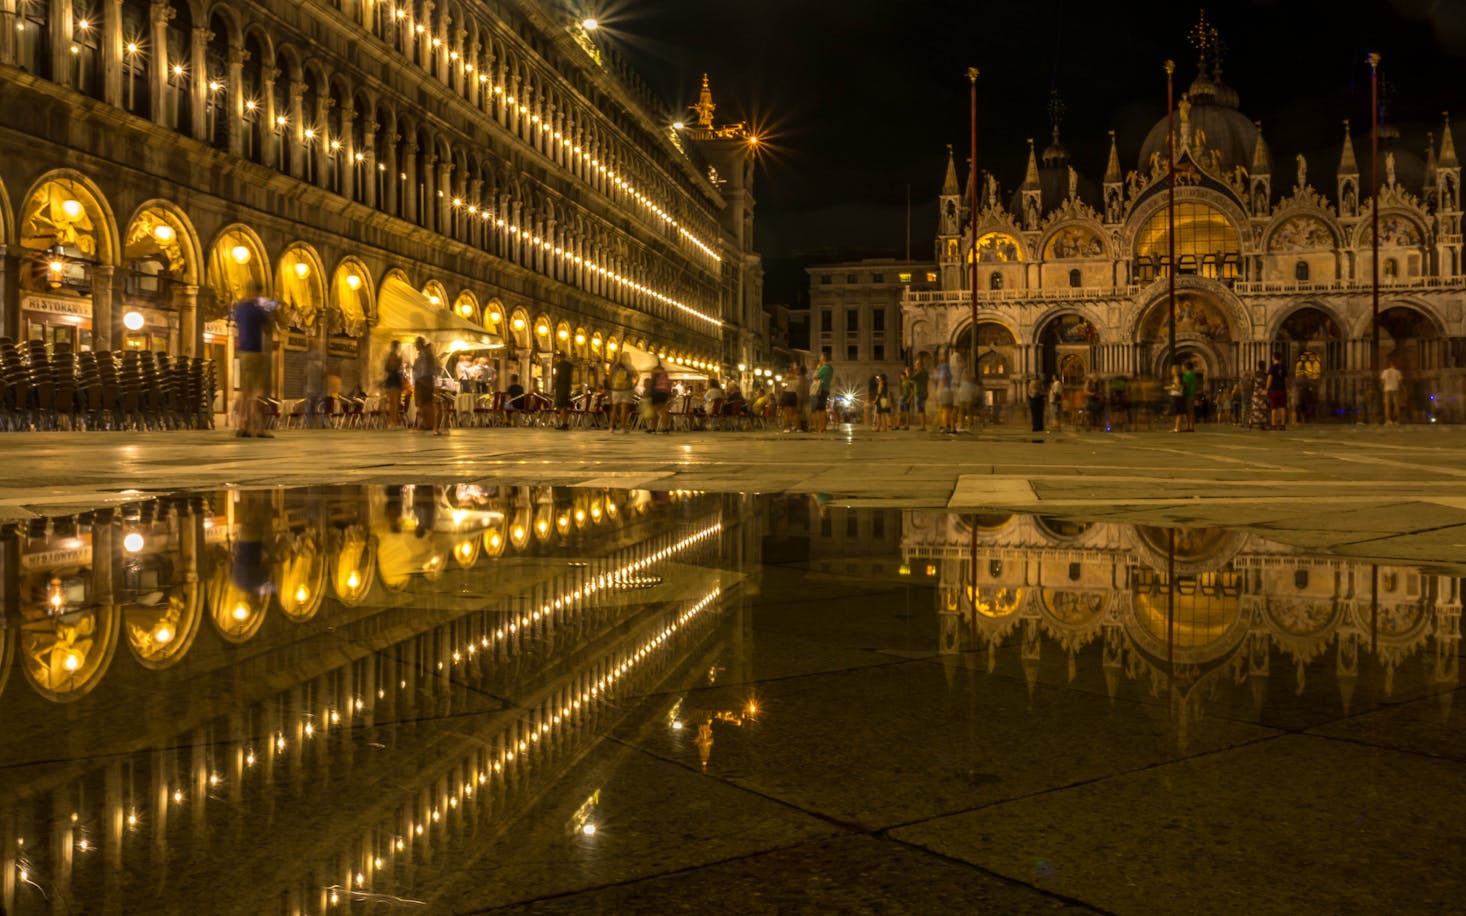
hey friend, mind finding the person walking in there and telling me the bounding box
[1381,359,1404,426]
[1180,361,1198,432]
[1267,352,1288,430]
[647,360,673,433]
[873,372,892,431]
[411,337,441,435]
[811,351,834,432]
[231,280,277,438]
[795,362,810,431]
[383,340,405,430]
[1247,361,1269,428]
[608,353,638,432]
[1168,365,1187,433]
[1027,376,1046,435]
[897,368,915,430]
[1048,374,1064,430]
[779,363,800,432]
[553,352,575,430]
[909,358,930,431]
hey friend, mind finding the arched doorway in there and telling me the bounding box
[274,245,327,399]
[1137,291,1236,393]
[205,226,269,415]
[955,321,1017,417]
[1378,305,1444,422]
[1274,306,1343,422]
[121,202,202,355]
[17,173,118,350]
[1037,312,1097,388]
[329,260,372,395]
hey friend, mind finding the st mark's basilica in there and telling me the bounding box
[903,24,1466,422]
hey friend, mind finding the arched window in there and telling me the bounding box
[989,271,1003,290]
[1295,260,1309,281]
[1068,268,1082,288]
[1135,201,1240,278]
[1384,258,1399,278]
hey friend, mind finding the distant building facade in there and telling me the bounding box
[809,258,936,395]
[903,22,1466,421]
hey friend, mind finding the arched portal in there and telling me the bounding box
[1136,291,1237,390]
[1274,306,1344,421]
[17,173,119,350]
[1036,312,1098,387]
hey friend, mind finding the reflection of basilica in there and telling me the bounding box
[903,512,1462,748]
[0,486,755,913]
[905,15,1466,420]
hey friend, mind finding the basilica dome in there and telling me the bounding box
[1139,71,1261,176]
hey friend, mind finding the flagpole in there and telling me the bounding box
[968,66,980,394]
[1369,52,1381,423]
[1166,60,1176,377]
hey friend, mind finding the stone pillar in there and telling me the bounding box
[402,144,418,223]
[175,283,199,357]
[338,104,356,198]
[91,265,116,351]
[464,35,478,105]
[288,80,307,181]
[0,246,21,340]
[437,159,452,236]
[468,177,483,247]
[0,0,16,67]
[49,0,73,86]
[148,1,172,126]
[384,131,399,216]
[226,44,245,157]
[190,27,209,141]
[260,65,280,170]
[102,0,122,105]
[361,120,378,208]
[314,93,333,190]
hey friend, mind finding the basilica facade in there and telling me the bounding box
[903,53,1466,421]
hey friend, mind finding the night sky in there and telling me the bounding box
[604,0,1466,304]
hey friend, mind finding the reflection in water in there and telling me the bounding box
[905,512,1462,748]
[0,485,745,914]
[1,493,1461,911]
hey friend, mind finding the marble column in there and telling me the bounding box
[402,145,418,223]
[360,119,378,208]
[91,265,116,351]
[260,65,280,170]
[189,26,208,142]
[49,0,73,87]
[288,80,307,181]
[148,1,172,127]
[0,246,20,340]
[175,283,198,357]
[102,0,122,106]
[436,159,452,236]
[338,104,356,198]
[226,44,245,157]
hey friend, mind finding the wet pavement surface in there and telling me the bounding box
[0,484,1462,913]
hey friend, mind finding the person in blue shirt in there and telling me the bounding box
[231,281,278,438]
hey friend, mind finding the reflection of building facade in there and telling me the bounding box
[0,485,750,912]
[0,5,760,411]
[808,259,936,395]
[904,20,1466,420]
[904,512,1462,747]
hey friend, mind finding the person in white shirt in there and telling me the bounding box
[1381,360,1404,425]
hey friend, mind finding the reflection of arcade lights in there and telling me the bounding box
[294,585,309,604]
[231,603,249,621]
[345,571,361,590]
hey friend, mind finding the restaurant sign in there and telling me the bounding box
[22,294,92,319]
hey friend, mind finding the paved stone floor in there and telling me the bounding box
[6,422,1466,566]
[1,430,1463,914]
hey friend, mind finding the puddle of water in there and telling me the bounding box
[0,486,1460,912]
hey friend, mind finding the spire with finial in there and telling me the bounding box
[1104,130,1121,183]
[1021,138,1041,189]
[1043,89,1068,165]
[1187,8,1219,81]
[1250,122,1270,175]
[1441,111,1458,168]
[941,144,960,196]
[1338,120,1359,176]
[1425,131,1439,193]
[690,73,716,129]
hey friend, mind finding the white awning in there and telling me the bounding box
[375,276,504,349]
